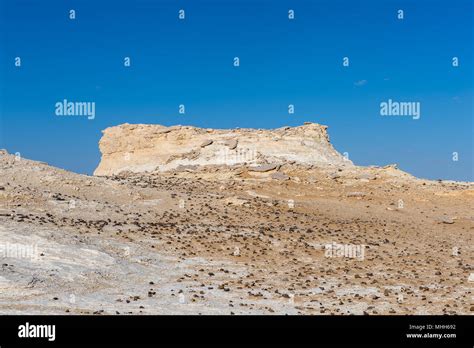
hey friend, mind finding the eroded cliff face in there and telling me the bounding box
[93,122,352,176]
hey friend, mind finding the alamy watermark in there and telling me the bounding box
[324,242,365,261]
[380,99,420,120]
[55,99,95,120]
[18,322,55,341]
[215,147,256,165]
[0,242,39,260]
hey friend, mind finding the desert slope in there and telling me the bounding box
[0,123,473,315]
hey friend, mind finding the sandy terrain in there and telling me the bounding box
[0,124,472,315]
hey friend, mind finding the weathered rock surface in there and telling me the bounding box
[249,164,278,172]
[271,172,290,181]
[94,123,351,176]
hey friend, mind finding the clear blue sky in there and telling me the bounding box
[1,0,472,180]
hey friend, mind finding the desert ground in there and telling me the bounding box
[0,123,472,314]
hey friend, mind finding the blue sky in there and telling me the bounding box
[1,0,472,180]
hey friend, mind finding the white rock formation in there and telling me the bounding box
[94,123,352,176]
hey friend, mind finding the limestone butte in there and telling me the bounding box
[94,123,352,176]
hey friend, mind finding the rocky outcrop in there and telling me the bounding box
[94,123,351,176]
